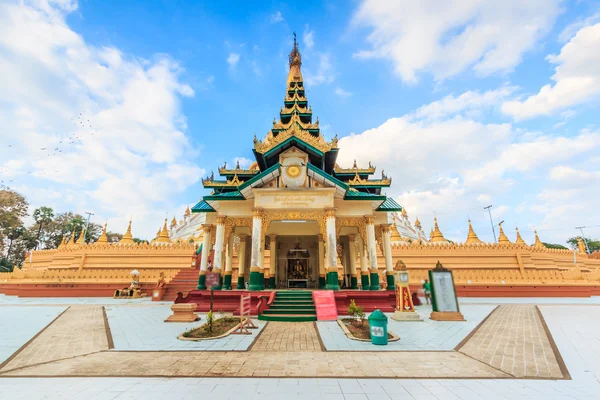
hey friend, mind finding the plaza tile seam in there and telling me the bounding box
[0,306,70,370]
[454,305,500,351]
[313,321,326,352]
[102,306,114,350]
[535,305,571,380]
[0,350,107,376]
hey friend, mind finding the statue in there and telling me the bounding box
[156,271,166,288]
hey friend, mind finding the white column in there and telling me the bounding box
[250,209,262,272]
[382,224,393,274]
[348,234,358,277]
[238,234,247,279]
[359,236,368,274]
[269,234,277,277]
[200,224,212,272]
[225,234,234,273]
[213,216,226,271]
[325,209,337,270]
[318,234,325,287]
[366,216,378,271]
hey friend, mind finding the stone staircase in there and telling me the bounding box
[162,268,199,300]
[258,291,317,322]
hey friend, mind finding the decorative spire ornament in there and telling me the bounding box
[431,218,448,243]
[118,220,134,245]
[465,219,483,244]
[498,222,511,244]
[96,223,108,243]
[534,230,545,248]
[515,227,526,245]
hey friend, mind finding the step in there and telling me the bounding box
[258,314,317,322]
[271,300,315,306]
[268,305,316,311]
[263,308,316,315]
[275,294,313,299]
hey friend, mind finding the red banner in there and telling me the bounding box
[313,290,338,320]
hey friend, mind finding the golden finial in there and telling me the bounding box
[390,222,403,242]
[498,222,511,244]
[401,208,407,218]
[156,228,161,238]
[154,218,173,244]
[170,215,177,228]
[58,235,67,248]
[414,217,421,229]
[96,223,108,243]
[76,229,86,245]
[534,230,545,248]
[184,206,191,217]
[67,230,76,246]
[118,220,134,245]
[431,217,448,243]
[465,219,483,244]
[515,227,526,245]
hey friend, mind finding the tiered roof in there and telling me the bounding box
[193,36,401,214]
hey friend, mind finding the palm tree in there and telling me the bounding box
[33,207,54,249]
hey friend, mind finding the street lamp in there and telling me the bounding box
[484,205,497,243]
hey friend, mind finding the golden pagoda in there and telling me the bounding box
[430,218,448,243]
[118,220,135,245]
[389,222,404,243]
[578,238,587,254]
[515,227,526,245]
[414,217,421,229]
[170,216,177,229]
[534,230,545,248]
[498,223,511,244]
[184,206,191,217]
[96,223,108,244]
[66,231,75,246]
[154,218,172,244]
[465,219,483,244]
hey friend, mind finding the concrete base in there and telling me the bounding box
[164,303,200,322]
[391,310,423,321]
[430,311,465,321]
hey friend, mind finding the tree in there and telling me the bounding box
[42,212,102,248]
[106,232,123,243]
[33,206,54,249]
[543,242,568,250]
[567,236,600,253]
[0,189,28,255]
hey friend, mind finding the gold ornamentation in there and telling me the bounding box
[223,217,252,251]
[254,123,336,154]
[348,172,391,186]
[335,217,367,245]
[364,215,375,225]
[333,163,375,174]
[324,208,336,218]
[285,164,302,178]
[465,219,483,244]
[202,173,243,187]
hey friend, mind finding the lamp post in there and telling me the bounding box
[82,212,94,243]
[484,205,497,243]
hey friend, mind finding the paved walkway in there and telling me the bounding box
[317,305,496,351]
[106,305,266,351]
[2,306,108,372]
[251,322,322,352]
[0,305,66,366]
[458,305,563,378]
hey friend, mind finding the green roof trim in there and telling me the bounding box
[344,190,386,201]
[191,200,216,213]
[307,163,349,191]
[238,163,280,191]
[204,191,245,201]
[376,197,403,211]
[263,136,324,158]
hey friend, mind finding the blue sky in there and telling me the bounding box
[1,0,599,244]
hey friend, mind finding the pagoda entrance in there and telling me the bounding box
[274,236,319,289]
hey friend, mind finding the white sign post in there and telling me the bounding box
[429,261,465,321]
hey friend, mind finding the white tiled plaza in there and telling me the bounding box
[1,296,600,399]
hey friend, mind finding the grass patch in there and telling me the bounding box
[341,318,394,340]
[182,317,239,339]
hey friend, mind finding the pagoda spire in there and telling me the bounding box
[154,218,172,243]
[390,222,403,243]
[578,237,587,254]
[414,217,421,229]
[67,230,76,246]
[430,218,448,243]
[498,222,511,244]
[534,230,545,248]
[170,215,177,229]
[465,219,483,244]
[515,227,526,245]
[76,229,85,245]
[96,223,108,244]
[287,32,303,85]
[118,220,134,245]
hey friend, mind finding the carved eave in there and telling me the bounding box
[254,124,337,155]
[334,165,376,175]
[217,167,259,177]
[202,174,243,188]
[347,173,391,187]
[272,113,319,132]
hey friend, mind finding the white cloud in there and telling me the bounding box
[338,89,600,244]
[303,25,314,49]
[353,0,561,83]
[0,0,203,238]
[502,23,600,120]
[233,157,252,169]
[270,11,284,23]
[412,88,514,120]
[303,53,334,86]
[227,52,240,68]
[334,87,352,98]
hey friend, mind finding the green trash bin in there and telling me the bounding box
[368,309,388,345]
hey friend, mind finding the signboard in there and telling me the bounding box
[205,273,219,289]
[370,326,384,337]
[429,268,460,313]
[312,290,338,320]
